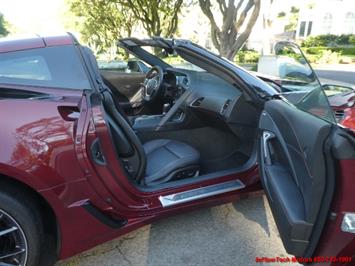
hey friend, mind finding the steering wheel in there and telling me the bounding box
[141,66,164,102]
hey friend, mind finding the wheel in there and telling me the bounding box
[0,189,43,266]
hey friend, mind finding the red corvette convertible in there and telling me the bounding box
[0,34,354,266]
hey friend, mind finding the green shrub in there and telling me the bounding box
[336,34,353,45]
[329,47,355,55]
[305,54,321,63]
[305,47,325,54]
[301,34,355,47]
[302,35,336,47]
[316,50,341,64]
[235,50,260,63]
[349,35,355,45]
[305,46,355,56]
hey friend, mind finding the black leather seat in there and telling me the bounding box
[143,139,200,185]
[81,46,200,186]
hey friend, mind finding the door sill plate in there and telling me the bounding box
[159,179,245,207]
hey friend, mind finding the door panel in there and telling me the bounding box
[258,99,332,256]
[100,70,145,102]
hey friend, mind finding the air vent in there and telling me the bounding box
[191,97,204,107]
[182,77,189,87]
[220,99,232,114]
[334,109,345,122]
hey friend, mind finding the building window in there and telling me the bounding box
[322,13,332,34]
[307,21,313,36]
[299,21,307,37]
[344,12,355,34]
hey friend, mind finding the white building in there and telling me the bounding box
[296,0,355,39]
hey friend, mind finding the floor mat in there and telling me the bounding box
[200,150,249,174]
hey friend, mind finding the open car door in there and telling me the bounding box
[259,98,334,257]
[258,42,340,257]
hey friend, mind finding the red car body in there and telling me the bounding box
[0,34,354,265]
[328,92,355,131]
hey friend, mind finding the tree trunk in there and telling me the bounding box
[199,0,261,61]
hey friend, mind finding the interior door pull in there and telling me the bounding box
[263,131,275,165]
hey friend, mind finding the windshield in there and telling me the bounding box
[140,46,205,71]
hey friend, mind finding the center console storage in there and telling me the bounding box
[132,115,164,131]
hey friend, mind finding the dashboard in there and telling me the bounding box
[162,68,243,123]
[136,66,258,146]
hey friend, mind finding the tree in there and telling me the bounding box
[67,0,184,54]
[0,13,9,37]
[67,0,135,53]
[198,0,261,60]
[284,6,299,32]
[277,11,286,18]
[121,0,184,37]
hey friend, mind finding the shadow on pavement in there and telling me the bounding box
[232,196,270,237]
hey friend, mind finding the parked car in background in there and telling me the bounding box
[0,34,354,266]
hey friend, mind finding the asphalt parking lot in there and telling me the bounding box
[58,195,300,266]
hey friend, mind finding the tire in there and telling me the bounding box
[0,188,43,266]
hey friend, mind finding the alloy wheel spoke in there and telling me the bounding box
[0,248,25,260]
[0,227,18,237]
[0,210,27,266]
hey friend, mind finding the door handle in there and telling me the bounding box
[262,131,275,165]
[58,106,80,121]
[90,139,106,165]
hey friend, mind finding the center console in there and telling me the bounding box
[132,115,164,132]
[131,108,186,132]
[132,90,192,132]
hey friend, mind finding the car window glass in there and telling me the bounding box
[0,46,91,90]
[141,46,205,72]
[246,42,336,124]
[97,57,149,74]
[0,55,51,80]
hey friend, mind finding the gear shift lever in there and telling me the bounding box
[163,103,171,115]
